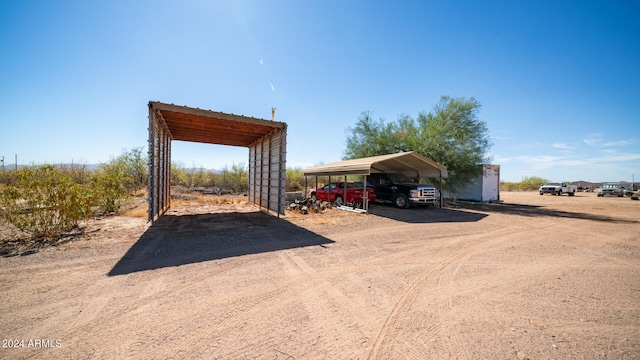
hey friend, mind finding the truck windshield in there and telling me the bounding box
[387,173,413,183]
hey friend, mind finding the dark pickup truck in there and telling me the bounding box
[368,173,438,208]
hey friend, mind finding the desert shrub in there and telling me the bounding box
[286,167,305,191]
[86,147,146,213]
[0,169,19,187]
[519,176,548,191]
[288,180,303,192]
[0,165,93,238]
[171,162,189,187]
[500,181,520,191]
[60,163,92,185]
[90,167,130,213]
[224,163,248,193]
[189,167,213,188]
[170,162,219,188]
[100,147,148,193]
[500,177,549,191]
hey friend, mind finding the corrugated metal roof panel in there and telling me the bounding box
[304,152,448,178]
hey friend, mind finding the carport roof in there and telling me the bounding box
[148,101,286,147]
[303,152,448,178]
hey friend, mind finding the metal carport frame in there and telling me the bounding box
[147,101,287,222]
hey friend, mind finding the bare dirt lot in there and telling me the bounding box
[1,191,639,359]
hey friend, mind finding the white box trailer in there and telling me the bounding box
[446,164,500,202]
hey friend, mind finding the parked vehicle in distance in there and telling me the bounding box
[597,183,625,197]
[368,173,438,209]
[539,182,577,196]
[308,182,376,206]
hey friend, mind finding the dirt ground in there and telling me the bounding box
[1,191,638,359]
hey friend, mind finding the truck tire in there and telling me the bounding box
[569,191,575,196]
[334,195,343,206]
[539,192,544,195]
[393,193,410,209]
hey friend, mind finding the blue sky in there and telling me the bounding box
[1,0,638,183]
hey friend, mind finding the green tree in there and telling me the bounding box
[344,112,405,158]
[344,96,492,193]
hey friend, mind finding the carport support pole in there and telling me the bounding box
[344,175,347,204]
[439,172,444,208]
[364,175,369,214]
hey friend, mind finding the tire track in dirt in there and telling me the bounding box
[395,262,565,360]
[104,251,318,358]
[284,250,379,331]
[426,232,553,359]
[399,213,639,359]
[365,221,553,360]
[364,239,478,359]
[174,286,295,358]
[427,257,577,359]
[136,248,380,358]
[13,258,247,360]
[22,247,355,359]
[181,249,380,358]
[280,250,381,358]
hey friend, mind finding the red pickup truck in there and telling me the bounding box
[309,182,376,206]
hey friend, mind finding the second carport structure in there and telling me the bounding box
[303,151,448,213]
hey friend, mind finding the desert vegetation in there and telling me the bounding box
[0,148,148,239]
[0,146,310,240]
[170,161,249,193]
[500,176,549,191]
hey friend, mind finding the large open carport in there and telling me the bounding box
[147,101,287,221]
[303,152,448,211]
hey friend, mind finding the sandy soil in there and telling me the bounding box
[1,191,638,359]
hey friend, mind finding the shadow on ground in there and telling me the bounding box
[367,204,488,223]
[449,201,639,224]
[108,211,334,276]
